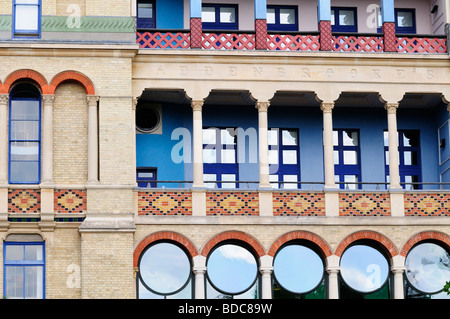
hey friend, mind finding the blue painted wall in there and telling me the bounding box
[156,0,184,29]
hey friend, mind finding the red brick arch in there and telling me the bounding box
[200,231,266,258]
[335,230,399,258]
[400,231,450,257]
[1,69,50,94]
[48,71,96,95]
[133,231,199,267]
[268,231,333,257]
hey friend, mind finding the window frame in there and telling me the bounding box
[3,241,45,299]
[395,8,416,34]
[136,167,157,188]
[12,0,42,38]
[333,129,361,190]
[9,86,42,185]
[266,5,298,32]
[331,7,357,33]
[136,0,156,29]
[201,3,239,31]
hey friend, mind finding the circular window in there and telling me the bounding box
[273,244,324,294]
[340,244,389,293]
[136,105,160,133]
[405,242,450,294]
[206,243,258,295]
[138,242,191,295]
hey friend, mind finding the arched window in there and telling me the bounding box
[272,241,326,299]
[9,83,41,184]
[137,241,193,299]
[339,242,391,299]
[404,241,450,299]
[206,242,259,299]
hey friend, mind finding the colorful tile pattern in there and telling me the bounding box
[54,189,86,214]
[339,193,390,216]
[206,192,259,216]
[404,194,450,216]
[138,191,192,215]
[273,192,325,216]
[8,189,40,214]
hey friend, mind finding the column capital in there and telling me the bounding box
[86,95,99,106]
[0,94,9,104]
[320,102,334,113]
[42,95,55,105]
[191,100,204,111]
[391,266,406,275]
[256,101,270,112]
[385,102,399,114]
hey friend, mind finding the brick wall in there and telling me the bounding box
[206,192,259,215]
[404,193,450,216]
[273,192,325,216]
[138,191,192,215]
[339,193,391,216]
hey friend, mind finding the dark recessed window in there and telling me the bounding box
[136,104,160,133]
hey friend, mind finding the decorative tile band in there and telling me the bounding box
[54,189,86,214]
[404,194,450,216]
[138,191,192,215]
[206,192,258,216]
[339,193,390,216]
[8,189,40,214]
[273,192,325,216]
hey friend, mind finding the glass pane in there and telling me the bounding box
[137,171,155,179]
[10,161,39,183]
[16,0,39,4]
[203,128,216,145]
[5,266,24,299]
[220,7,235,23]
[273,245,324,294]
[204,174,217,188]
[10,142,39,161]
[11,100,39,120]
[282,175,298,189]
[25,266,43,299]
[10,121,40,141]
[203,149,216,164]
[343,131,358,146]
[383,131,389,146]
[270,175,279,188]
[333,131,339,146]
[138,3,153,18]
[221,174,236,188]
[221,128,236,145]
[282,150,297,164]
[397,11,413,27]
[344,175,358,190]
[15,5,39,31]
[221,149,236,163]
[25,245,43,261]
[334,150,339,165]
[340,245,389,293]
[268,129,278,146]
[405,243,450,294]
[6,245,24,261]
[343,151,358,165]
[269,150,278,165]
[331,10,335,25]
[202,7,216,23]
[339,10,355,26]
[404,151,418,166]
[280,9,295,24]
[207,244,257,295]
[139,243,191,295]
[282,130,297,146]
[403,131,419,147]
[267,8,275,24]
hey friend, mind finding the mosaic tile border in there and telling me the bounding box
[273,192,325,216]
[339,193,391,216]
[206,192,259,216]
[404,193,450,216]
[138,191,192,215]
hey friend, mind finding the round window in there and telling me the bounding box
[206,243,258,295]
[136,105,160,133]
[138,242,191,295]
[405,242,450,294]
[340,244,389,293]
[273,244,324,294]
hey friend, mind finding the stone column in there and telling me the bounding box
[326,255,340,299]
[385,103,401,189]
[191,100,206,216]
[193,255,207,299]
[256,102,271,188]
[318,0,332,51]
[259,255,273,299]
[87,96,99,184]
[0,94,8,184]
[392,255,406,299]
[321,102,337,189]
[381,0,396,52]
[41,95,55,185]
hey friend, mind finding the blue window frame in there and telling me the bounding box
[137,168,157,188]
[395,8,416,34]
[137,0,156,29]
[202,4,238,30]
[9,83,41,184]
[268,128,300,189]
[203,127,238,188]
[384,130,421,190]
[267,5,298,32]
[4,241,45,299]
[13,0,41,38]
[331,7,357,33]
[334,130,361,190]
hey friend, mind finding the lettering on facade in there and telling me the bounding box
[179,65,188,76]
[229,66,238,76]
[301,68,311,78]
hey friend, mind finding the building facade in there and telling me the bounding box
[0,0,449,299]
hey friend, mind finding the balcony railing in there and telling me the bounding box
[137,29,448,54]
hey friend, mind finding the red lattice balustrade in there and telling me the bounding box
[267,34,320,51]
[137,32,190,49]
[332,35,384,53]
[396,36,447,53]
[202,33,256,50]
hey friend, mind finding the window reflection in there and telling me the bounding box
[138,242,192,298]
[206,244,258,298]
